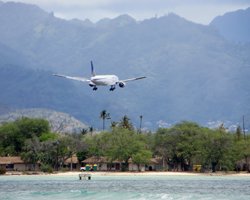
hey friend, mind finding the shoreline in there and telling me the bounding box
[4,171,250,177]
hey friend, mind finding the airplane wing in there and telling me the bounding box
[53,74,90,82]
[120,76,146,82]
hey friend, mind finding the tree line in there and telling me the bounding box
[0,117,250,172]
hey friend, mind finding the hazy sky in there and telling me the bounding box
[3,0,250,24]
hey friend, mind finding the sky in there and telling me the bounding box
[2,0,250,24]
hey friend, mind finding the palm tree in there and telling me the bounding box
[139,115,143,133]
[111,121,118,129]
[100,110,110,131]
[119,115,133,130]
[89,126,94,136]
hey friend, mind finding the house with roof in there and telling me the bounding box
[128,157,162,171]
[82,156,115,171]
[64,154,81,170]
[0,156,39,171]
[82,156,162,171]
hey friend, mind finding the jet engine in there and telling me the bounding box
[89,82,95,87]
[118,81,126,88]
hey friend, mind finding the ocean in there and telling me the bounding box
[0,174,250,200]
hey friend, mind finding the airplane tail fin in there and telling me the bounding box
[91,61,95,77]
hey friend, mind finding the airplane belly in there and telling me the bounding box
[95,81,108,86]
[92,76,118,86]
[93,79,114,86]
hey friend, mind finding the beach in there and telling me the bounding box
[53,171,250,177]
[52,171,200,176]
[5,171,250,177]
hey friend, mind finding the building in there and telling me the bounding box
[82,156,117,171]
[0,156,39,171]
[128,157,162,171]
[82,156,162,171]
[64,155,81,171]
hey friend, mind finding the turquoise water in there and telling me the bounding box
[1,175,250,200]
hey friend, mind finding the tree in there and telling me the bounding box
[110,121,118,129]
[154,128,173,170]
[154,122,213,172]
[84,132,111,157]
[204,130,235,172]
[236,126,242,141]
[235,137,250,172]
[100,110,110,131]
[21,137,41,170]
[39,132,58,142]
[106,128,151,171]
[0,122,21,155]
[84,127,153,171]
[81,128,88,135]
[38,140,58,170]
[59,134,87,170]
[15,117,50,138]
[174,122,208,171]
[118,115,133,131]
[139,115,143,133]
[0,118,50,155]
[132,150,152,171]
[76,150,88,164]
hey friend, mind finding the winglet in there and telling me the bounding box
[91,61,95,77]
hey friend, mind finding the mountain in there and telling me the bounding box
[0,64,104,125]
[0,108,88,134]
[210,7,250,43]
[0,42,28,66]
[96,14,136,28]
[0,103,12,115]
[0,2,250,130]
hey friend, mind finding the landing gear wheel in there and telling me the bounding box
[110,86,115,91]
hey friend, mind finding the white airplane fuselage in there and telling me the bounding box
[53,61,146,91]
[90,75,119,86]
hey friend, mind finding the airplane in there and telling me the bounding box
[53,61,146,91]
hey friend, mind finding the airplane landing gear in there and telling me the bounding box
[93,86,98,91]
[110,85,116,91]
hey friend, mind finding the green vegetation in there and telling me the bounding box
[154,122,250,172]
[0,167,6,175]
[0,118,250,172]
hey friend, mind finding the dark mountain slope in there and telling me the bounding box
[0,42,28,66]
[210,7,250,43]
[0,64,102,124]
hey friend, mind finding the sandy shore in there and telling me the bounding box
[48,171,250,177]
[51,171,198,176]
[4,171,250,176]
